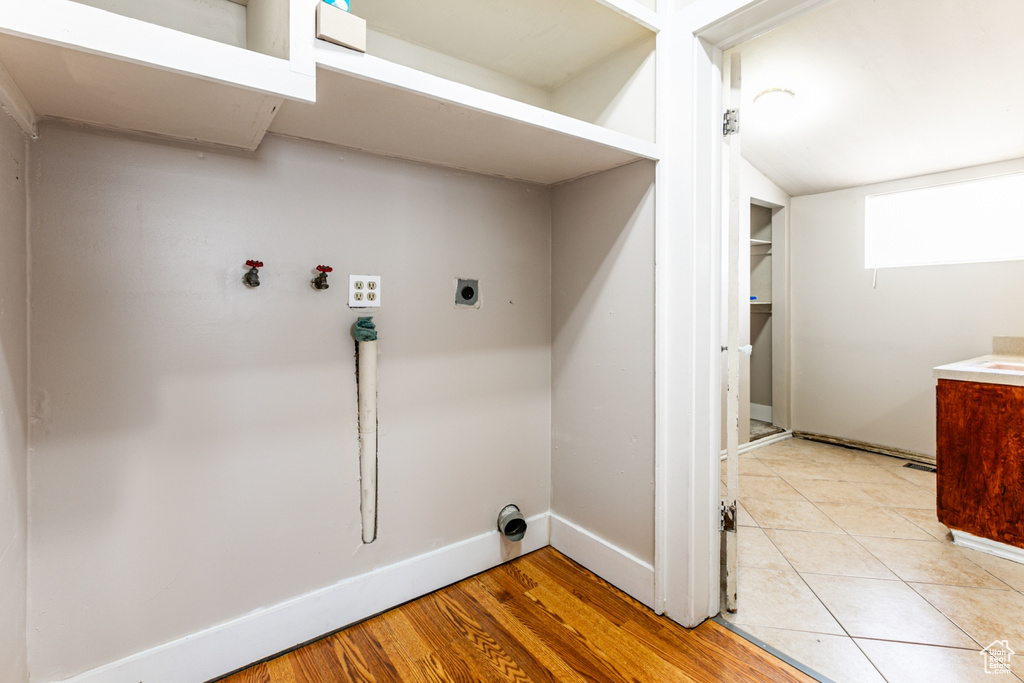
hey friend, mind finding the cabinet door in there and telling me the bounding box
[937,379,1024,548]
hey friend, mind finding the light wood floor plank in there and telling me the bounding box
[218,547,816,683]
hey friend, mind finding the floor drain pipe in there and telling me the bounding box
[354,317,378,544]
[497,504,527,542]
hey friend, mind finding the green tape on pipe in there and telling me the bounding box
[353,316,377,342]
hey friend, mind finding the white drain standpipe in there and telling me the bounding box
[354,318,378,543]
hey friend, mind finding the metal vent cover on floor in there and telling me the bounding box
[904,462,937,473]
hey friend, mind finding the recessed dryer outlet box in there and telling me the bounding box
[349,275,381,308]
[456,278,479,308]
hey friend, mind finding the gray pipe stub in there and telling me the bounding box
[497,504,527,542]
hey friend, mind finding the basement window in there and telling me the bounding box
[865,172,1024,268]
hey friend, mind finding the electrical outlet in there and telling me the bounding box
[349,275,381,308]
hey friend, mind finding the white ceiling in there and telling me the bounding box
[731,0,1024,196]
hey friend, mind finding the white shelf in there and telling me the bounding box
[268,44,660,185]
[348,0,658,144]
[750,238,772,246]
[0,0,315,149]
[0,0,662,175]
[351,0,659,91]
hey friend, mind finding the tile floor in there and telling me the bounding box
[722,436,1024,682]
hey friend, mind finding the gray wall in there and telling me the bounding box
[27,123,552,681]
[790,158,1024,457]
[551,160,655,564]
[0,112,28,683]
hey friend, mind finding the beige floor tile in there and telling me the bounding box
[738,526,791,570]
[855,639,1021,682]
[737,501,758,527]
[957,546,1024,592]
[894,508,952,542]
[759,459,838,481]
[752,439,820,462]
[851,452,913,468]
[802,574,976,647]
[816,502,934,540]
[765,529,897,579]
[889,465,939,490]
[855,536,1010,590]
[738,458,776,477]
[742,498,844,533]
[802,447,870,466]
[741,626,886,683]
[858,481,937,510]
[723,566,844,635]
[739,475,806,501]
[786,478,879,504]
[912,582,1024,648]
[828,463,909,484]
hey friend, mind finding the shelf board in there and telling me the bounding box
[0,0,316,100]
[0,31,287,150]
[349,0,658,91]
[750,238,772,246]
[268,45,660,185]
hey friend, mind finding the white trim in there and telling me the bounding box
[742,429,792,452]
[657,0,834,629]
[594,0,662,33]
[719,431,794,460]
[0,60,36,138]
[550,513,655,610]
[952,530,1024,566]
[54,513,551,683]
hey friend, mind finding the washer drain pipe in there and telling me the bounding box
[353,317,378,543]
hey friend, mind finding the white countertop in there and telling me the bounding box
[934,353,1024,387]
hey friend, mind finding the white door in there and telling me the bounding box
[722,51,743,614]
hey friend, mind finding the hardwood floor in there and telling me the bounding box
[219,547,815,682]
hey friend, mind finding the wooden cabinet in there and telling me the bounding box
[936,378,1024,549]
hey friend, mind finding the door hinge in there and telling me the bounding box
[720,501,737,532]
[723,109,739,136]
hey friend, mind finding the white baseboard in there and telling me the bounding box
[720,430,793,460]
[952,530,1024,566]
[749,403,772,422]
[549,513,655,609]
[743,429,792,452]
[56,513,551,683]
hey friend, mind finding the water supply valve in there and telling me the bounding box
[313,265,333,290]
[243,260,263,287]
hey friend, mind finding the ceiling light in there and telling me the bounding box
[752,88,797,124]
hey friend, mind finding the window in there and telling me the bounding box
[865,172,1024,268]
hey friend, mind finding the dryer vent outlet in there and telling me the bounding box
[497,504,527,542]
[456,278,479,307]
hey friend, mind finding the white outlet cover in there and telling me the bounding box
[349,275,381,308]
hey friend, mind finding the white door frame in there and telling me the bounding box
[654,0,832,627]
